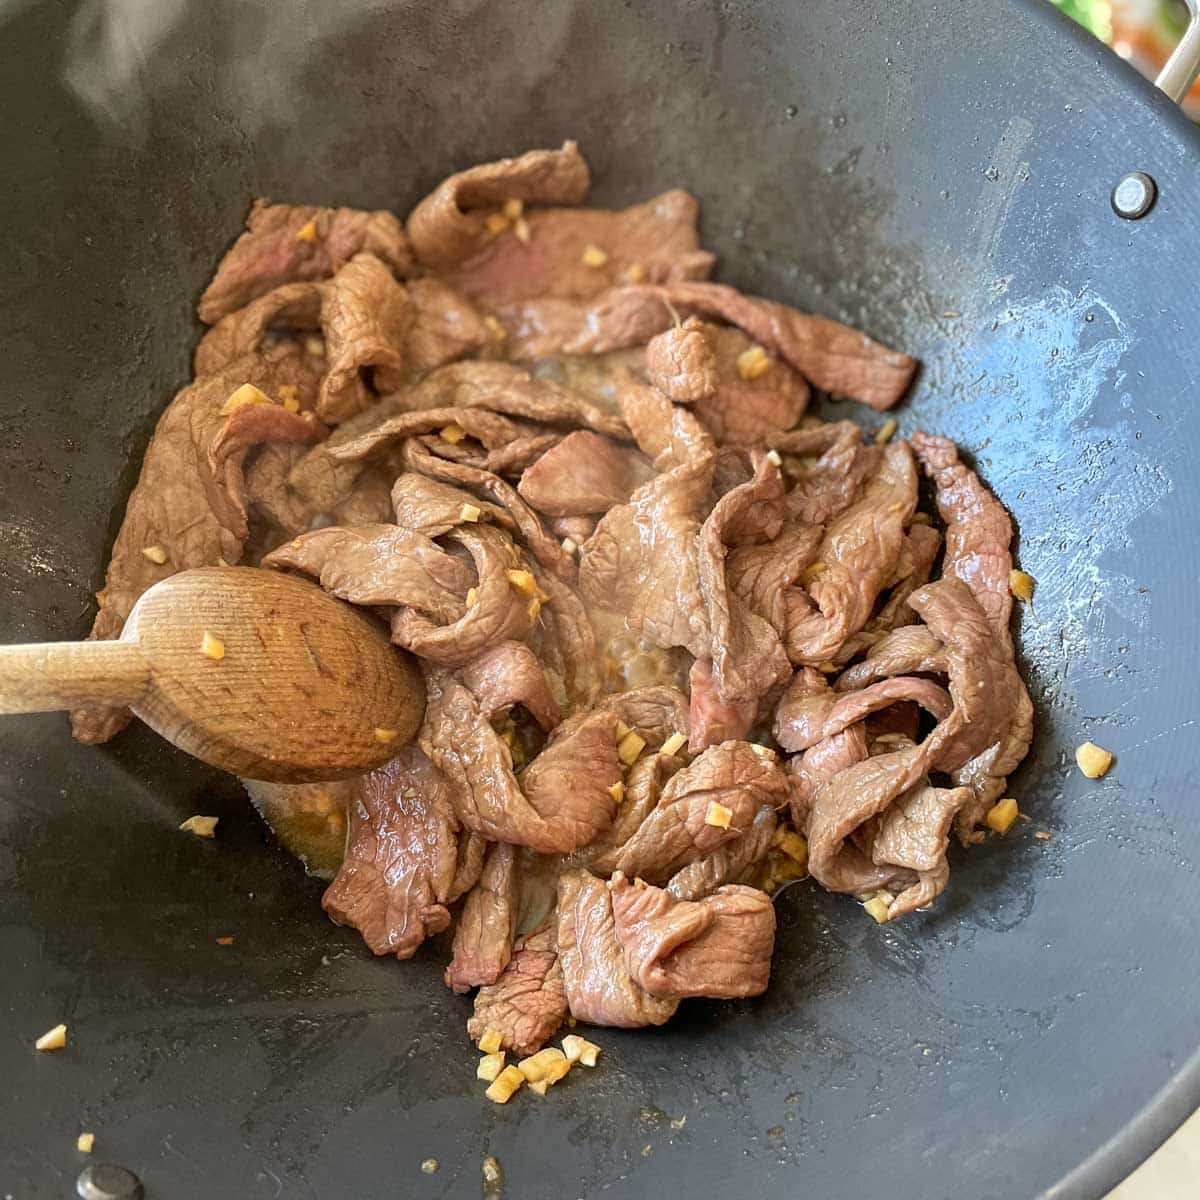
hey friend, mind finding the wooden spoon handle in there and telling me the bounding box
[0,640,151,715]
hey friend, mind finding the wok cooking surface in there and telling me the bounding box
[2,1,1199,1197]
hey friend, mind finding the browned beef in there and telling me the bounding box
[194,282,324,377]
[772,421,881,526]
[687,657,756,752]
[526,562,601,712]
[610,875,775,999]
[788,723,869,828]
[615,741,789,883]
[518,431,651,516]
[446,842,518,993]
[773,667,952,752]
[404,277,492,374]
[911,431,1014,647]
[785,440,917,665]
[835,624,948,691]
[698,454,792,706]
[262,523,471,620]
[449,830,488,902]
[407,142,590,271]
[645,317,717,403]
[498,286,675,359]
[482,433,563,476]
[199,200,412,324]
[615,371,716,469]
[452,189,710,308]
[466,924,567,1056]
[580,454,714,658]
[556,870,678,1028]
[725,523,823,639]
[606,686,690,749]
[666,804,778,901]
[458,641,562,732]
[390,473,515,537]
[321,749,458,958]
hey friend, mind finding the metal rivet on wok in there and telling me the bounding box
[1111,171,1157,219]
[76,1164,145,1200]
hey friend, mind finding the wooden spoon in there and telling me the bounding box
[0,567,425,782]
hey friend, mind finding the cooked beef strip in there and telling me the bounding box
[873,782,971,874]
[449,830,488,903]
[199,200,412,324]
[615,741,789,883]
[518,430,652,516]
[772,667,952,753]
[452,189,710,308]
[556,870,678,1028]
[772,420,882,527]
[321,749,458,958]
[834,624,949,691]
[466,924,567,1056]
[787,723,869,829]
[407,141,590,271]
[404,277,493,374]
[457,640,563,732]
[446,842,518,993]
[605,686,690,749]
[194,281,325,377]
[482,432,564,476]
[390,472,515,537]
[526,561,601,712]
[498,286,676,359]
[911,431,1014,649]
[615,371,716,469]
[725,523,823,640]
[666,803,779,901]
[262,523,472,620]
[644,316,717,403]
[698,454,792,706]
[687,657,757,752]
[610,875,775,1000]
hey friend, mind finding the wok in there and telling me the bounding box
[2,1,1199,1197]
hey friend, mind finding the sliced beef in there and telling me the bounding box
[194,281,324,377]
[606,686,690,750]
[390,472,514,537]
[644,316,717,403]
[667,804,778,901]
[407,142,590,271]
[404,277,492,374]
[556,870,678,1028]
[199,200,412,324]
[615,741,789,883]
[773,420,881,527]
[725,523,823,639]
[457,640,562,732]
[518,430,651,516]
[482,432,563,476]
[526,562,601,712]
[497,286,675,359]
[445,842,518,993]
[615,371,716,469]
[453,189,710,308]
[449,830,488,902]
[688,657,756,752]
[610,875,775,1000]
[834,624,948,691]
[911,431,1014,647]
[262,523,472,620]
[466,925,567,1056]
[788,723,869,829]
[320,749,458,958]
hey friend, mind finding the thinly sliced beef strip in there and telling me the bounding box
[667,804,778,901]
[194,281,325,377]
[446,842,518,993]
[615,371,716,469]
[526,561,601,713]
[725,523,824,639]
[518,430,651,516]
[466,925,567,1056]
[788,723,869,829]
[320,749,458,958]
[835,624,949,691]
[404,277,494,373]
[688,657,756,753]
[449,830,488,902]
[772,421,882,527]
[605,686,690,750]
[457,640,563,732]
[390,473,515,537]
[645,316,718,403]
[199,200,412,324]
[610,875,775,1000]
[556,870,678,1028]
[407,141,591,271]
[498,286,675,359]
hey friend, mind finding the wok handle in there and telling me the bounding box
[0,640,151,714]
[1156,0,1200,105]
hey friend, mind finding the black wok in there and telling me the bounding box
[3,1,1199,1197]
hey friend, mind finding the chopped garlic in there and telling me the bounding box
[750,743,777,761]
[374,727,398,744]
[1075,741,1114,779]
[661,731,687,757]
[581,244,608,268]
[863,892,893,924]
[623,261,646,284]
[483,315,507,341]
[421,1158,439,1174]
[561,537,578,556]
[527,597,541,622]
[618,729,646,766]
[562,1034,600,1067]
[215,936,235,945]
[776,831,808,867]
[460,502,481,523]
[295,219,318,242]
[200,631,225,660]
[477,1027,503,1055]
[506,568,538,596]
[502,197,524,221]
[477,1051,506,1082]
[517,1047,568,1082]
[614,719,631,741]
[806,560,827,578]
[179,815,218,838]
[528,1079,550,1096]
[465,586,478,607]
[986,797,1019,835]
[608,781,625,803]
[1010,569,1037,602]
[141,544,168,565]
[1035,831,1053,840]
[817,660,839,674]
[35,1024,67,1051]
[514,217,531,243]
[485,1064,525,1103]
[77,1132,94,1153]
[440,423,467,444]
[766,448,783,466]
[304,335,326,357]
[736,345,771,380]
[874,417,898,445]
[277,383,300,413]
[705,801,733,829]
[220,382,272,415]
[485,211,510,235]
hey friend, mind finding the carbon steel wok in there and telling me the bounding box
[2,1,1200,1197]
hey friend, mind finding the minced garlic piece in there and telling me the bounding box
[874,417,898,445]
[623,261,646,284]
[618,729,646,765]
[35,1024,67,1051]
[705,801,733,829]
[179,815,218,838]
[513,217,531,243]
[1010,569,1037,602]
[517,1047,568,1082]
[736,345,771,380]
[483,315,507,341]
[421,1158,439,1174]
[485,1065,525,1103]
[304,335,325,357]
[986,798,1019,835]
[562,1034,600,1067]
[750,743,776,761]
[614,719,631,741]
[660,732,686,757]
[277,383,300,413]
[77,1132,95,1153]
[863,892,893,923]
[506,568,538,596]
[608,781,625,803]
[200,631,225,660]
[527,597,541,622]
[477,1027,503,1055]
[817,660,839,674]
[581,244,608,268]
[561,537,578,556]
[477,1051,506,1082]
[502,197,524,221]
[374,727,398,744]
[460,502,481,523]
[1076,741,1113,779]
[215,936,235,945]
[776,831,808,868]
[806,560,827,578]
[766,448,783,466]
[465,587,478,607]
[440,423,466,444]
[295,219,318,242]
[485,211,510,235]
[141,544,168,565]
[221,382,272,415]
[528,1078,550,1096]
